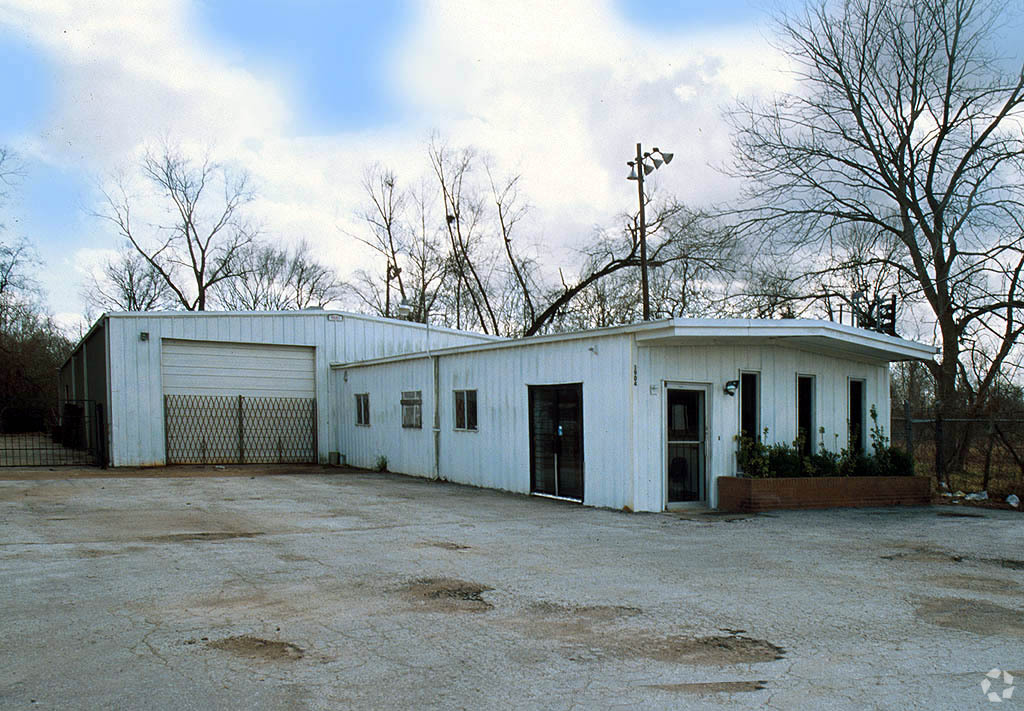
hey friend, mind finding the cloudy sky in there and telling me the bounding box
[0,0,797,328]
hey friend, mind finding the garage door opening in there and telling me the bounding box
[161,340,317,465]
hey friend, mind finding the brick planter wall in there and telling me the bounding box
[717,476,932,513]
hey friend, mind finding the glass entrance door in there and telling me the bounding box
[666,387,706,503]
[529,384,584,501]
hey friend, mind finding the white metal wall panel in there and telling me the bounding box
[161,340,315,398]
[634,343,890,510]
[340,334,636,510]
[104,312,494,467]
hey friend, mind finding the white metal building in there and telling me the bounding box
[333,319,935,511]
[59,311,497,467]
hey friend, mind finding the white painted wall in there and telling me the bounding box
[633,343,891,510]
[339,333,637,510]
[339,335,894,512]
[101,311,494,466]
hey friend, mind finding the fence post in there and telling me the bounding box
[238,394,245,465]
[903,400,913,453]
[95,402,107,468]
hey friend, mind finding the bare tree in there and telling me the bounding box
[429,138,500,334]
[82,249,174,313]
[214,241,344,311]
[354,165,408,318]
[97,146,257,311]
[524,201,733,335]
[727,0,1024,480]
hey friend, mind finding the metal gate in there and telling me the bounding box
[0,400,106,467]
[164,394,316,464]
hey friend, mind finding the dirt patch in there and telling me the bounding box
[937,510,986,518]
[926,574,1023,596]
[76,546,149,559]
[880,546,964,563]
[402,577,493,612]
[419,541,471,551]
[528,601,642,620]
[624,635,785,665]
[143,531,264,543]
[648,680,767,694]
[915,597,1024,636]
[995,558,1024,570]
[205,635,304,661]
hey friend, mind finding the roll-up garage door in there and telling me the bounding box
[162,340,316,464]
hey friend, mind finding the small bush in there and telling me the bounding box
[375,455,388,472]
[735,409,914,478]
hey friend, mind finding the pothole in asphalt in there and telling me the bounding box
[927,574,1022,595]
[528,601,642,620]
[143,532,265,543]
[648,680,768,693]
[880,546,964,563]
[626,635,786,665]
[402,577,493,612]
[915,597,1024,636]
[204,635,304,661]
[419,541,471,551]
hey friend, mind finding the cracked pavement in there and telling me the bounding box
[1,469,1022,710]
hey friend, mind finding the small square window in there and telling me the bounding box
[454,389,477,431]
[355,393,370,426]
[401,390,422,429]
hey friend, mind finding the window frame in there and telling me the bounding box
[355,393,370,427]
[848,378,867,453]
[738,370,761,441]
[401,390,423,429]
[796,374,816,455]
[453,389,478,432]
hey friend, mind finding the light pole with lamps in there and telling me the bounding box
[627,144,673,321]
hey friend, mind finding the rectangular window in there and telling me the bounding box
[401,390,422,429]
[796,375,815,456]
[355,393,370,426]
[454,389,477,431]
[849,379,866,453]
[739,371,760,440]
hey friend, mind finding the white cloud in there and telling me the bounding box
[0,0,793,319]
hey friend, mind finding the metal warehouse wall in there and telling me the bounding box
[633,344,890,511]
[103,312,494,467]
[339,333,637,510]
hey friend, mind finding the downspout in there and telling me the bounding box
[428,320,441,480]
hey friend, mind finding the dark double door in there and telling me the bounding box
[529,384,584,501]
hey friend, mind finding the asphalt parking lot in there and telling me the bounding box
[2,469,1022,710]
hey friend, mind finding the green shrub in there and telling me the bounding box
[734,409,914,478]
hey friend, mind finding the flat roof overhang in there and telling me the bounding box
[634,320,937,363]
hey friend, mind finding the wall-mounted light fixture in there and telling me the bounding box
[139,332,149,342]
[723,379,740,396]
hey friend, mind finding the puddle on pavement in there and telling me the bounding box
[402,577,493,612]
[915,597,1024,636]
[204,635,304,661]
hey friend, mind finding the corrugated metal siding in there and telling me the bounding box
[105,312,492,467]
[162,340,315,397]
[634,344,890,510]
[340,334,636,510]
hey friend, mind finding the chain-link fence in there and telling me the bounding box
[891,408,1024,495]
[164,394,316,465]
